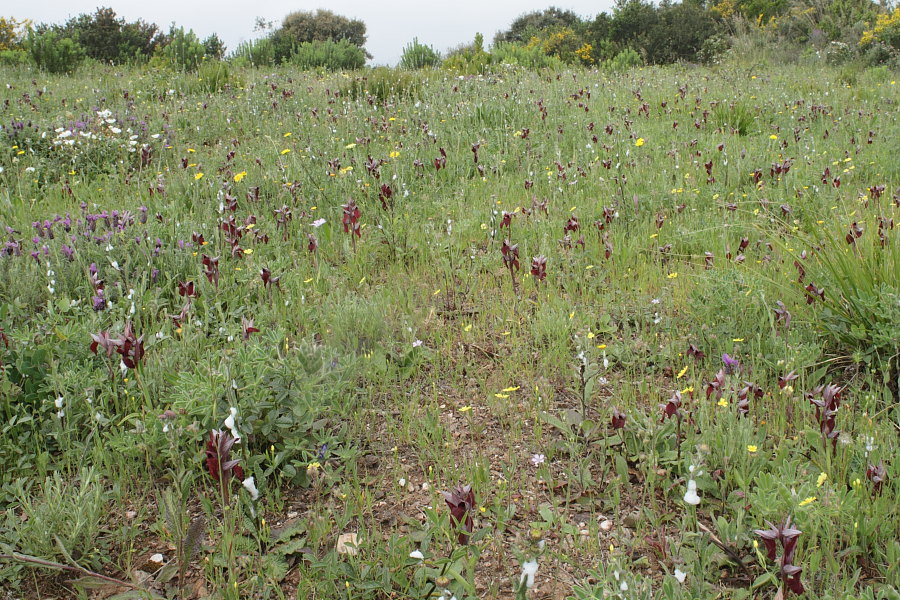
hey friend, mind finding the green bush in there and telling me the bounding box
[232,37,276,67]
[290,38,365,71]
[0,467,109,583]
[161,26,205,71]
[342,67,425,102]
[194,60,240,93]
[602,47,642,71]
[801,220,900,382]
[490,41,564,69]
[0,49,28,66]
[710,100,756,135]
[399,38,440,69]
[26,30,84,73]
[443,33,491,75]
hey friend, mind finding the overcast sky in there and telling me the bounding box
[17,0,616,65]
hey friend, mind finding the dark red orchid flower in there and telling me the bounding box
[307,233,318,254]
[778,370,798,390]
[530,255,547,282]
[660,390,683,421]
[774,301,791,331]
[90,330,123,358]
[866,462,886,494]
[687,344,705,361]
[205,429,243,500]
[501,239,520,271]
[242,317,260,341]
[442,484,475,545]
[341,199,361,238]
[260,268,280,290]
[201,254,220,287]
[178,281,200,299]
[754,517,804,596]
[706,368,726,400]
[378,183,394,211]
[433,147,447,171]
[737,382,763,417]
[611,408,626,429]
[845,222,863,245]
[117,321,145,369]
[806,384,841,452]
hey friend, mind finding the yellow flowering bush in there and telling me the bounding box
[859,8,900,50]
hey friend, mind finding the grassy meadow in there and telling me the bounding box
[0,55,898,600]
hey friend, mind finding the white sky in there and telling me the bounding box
[16,0,615,65]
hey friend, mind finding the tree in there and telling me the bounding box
[495,7,585,44]
[0,16,30,50]
[203,33,226,59]
[277,9,368,55]
[53,7,166,64]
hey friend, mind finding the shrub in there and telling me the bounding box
[232,37,275,67]
[0,467,109,583]
[529,26,584,63]
[859,7,900,52]
[0,49,28,66]
[824,40,856,65]
[711,100,756,135]
[799,219,900,385]
[195,60,239,93]
[602,47,642,72]
[342,67,424,102]
[490,42,564,70]
[161,26,205,71]
[290,39,365,71]
[399,38,440,69]
[26,30,84,74]
[443,33,491,75]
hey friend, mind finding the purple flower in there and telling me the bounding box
[61,244,75,261]
[92,291,106,311]
[722,353,740,375]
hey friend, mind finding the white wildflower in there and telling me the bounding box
[519,558,539,589]
[224,406,240,439]
[683,479,701,505]
[242,476,259,500]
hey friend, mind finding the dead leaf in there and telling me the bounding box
[336,533,359,556]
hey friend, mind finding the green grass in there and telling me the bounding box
[0,57,898,600]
